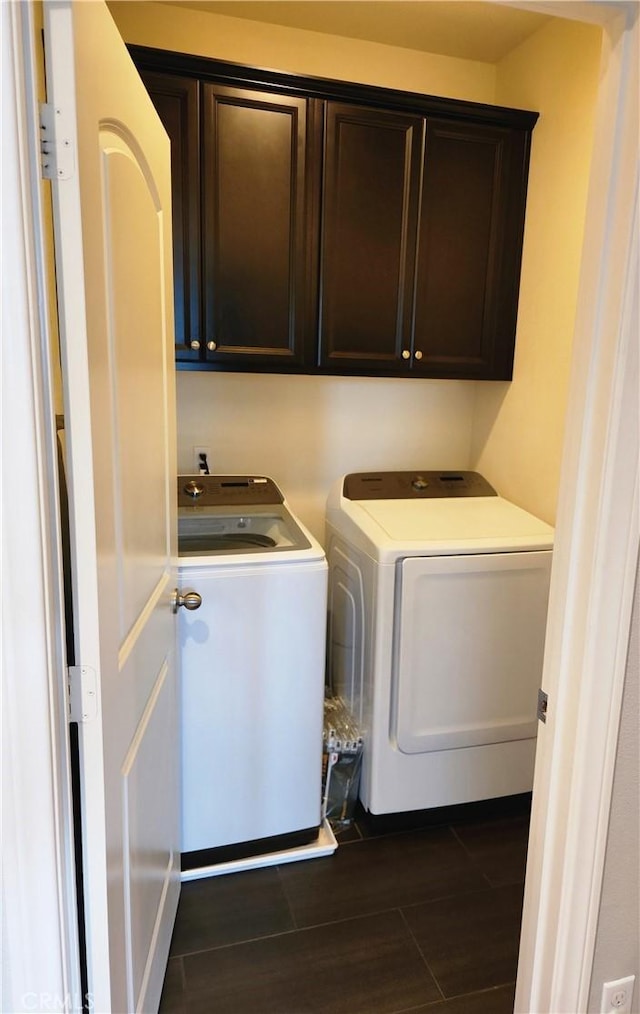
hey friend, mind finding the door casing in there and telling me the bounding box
[1,2,637,1013]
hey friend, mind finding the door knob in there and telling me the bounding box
[171,589,202,613]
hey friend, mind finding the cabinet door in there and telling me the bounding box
[201,85,313,369]
[319,103,424,372]
[413,120,529,379]
[139,72,202,364]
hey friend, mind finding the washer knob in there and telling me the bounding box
[412,476,429,491]
[183,480,204,498]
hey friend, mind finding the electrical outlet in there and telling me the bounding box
[601,975,635,1013]
[193,445,211,475]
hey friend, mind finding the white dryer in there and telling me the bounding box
[325,471,554,815]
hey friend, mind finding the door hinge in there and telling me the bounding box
[39,103,75,181]
[68,665,98,723]
[537,688,549,723]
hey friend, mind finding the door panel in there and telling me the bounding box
[393,552,552,754]
[103,132,170,632]
[413,119,527,378]
[202,85,311,367]
[43,4,179,1012]
[122,658,173,1007]
[319,102,423,371]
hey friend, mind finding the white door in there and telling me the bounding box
[394,551,552,753]
[43,3,180,1011]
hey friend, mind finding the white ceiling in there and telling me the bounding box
[156,1,554,63]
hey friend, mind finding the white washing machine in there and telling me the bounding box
[325,470,554,815]
[177,475,328,871]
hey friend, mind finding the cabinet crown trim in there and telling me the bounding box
[128,45,539,131]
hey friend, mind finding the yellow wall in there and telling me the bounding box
[177,372,476,537]
[108,1,496,101]
[109,2,601,537]
[471,17,602,524]
[109,1,498,539]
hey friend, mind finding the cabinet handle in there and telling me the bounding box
[414,350,423,361]
[207,341,217,352]
[190,340,200,351]
[401,349,411,360]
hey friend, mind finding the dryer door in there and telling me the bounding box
[392,551,552,754]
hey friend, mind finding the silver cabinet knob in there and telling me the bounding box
[401,349,411,360]
[207,341,217,352]
[414,350,423,361]
[190,340,200,351]
[171,589,202,613]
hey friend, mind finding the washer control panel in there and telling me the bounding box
[343,471,497,500]
[178,475,284,508]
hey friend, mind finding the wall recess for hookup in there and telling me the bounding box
[601,975,635,1013]
[193,445,211,475]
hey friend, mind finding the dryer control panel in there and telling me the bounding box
[343,471,497,500]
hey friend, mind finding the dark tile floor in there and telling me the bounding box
[161,796,531,1013]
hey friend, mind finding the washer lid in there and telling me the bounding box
[357,496,554,551]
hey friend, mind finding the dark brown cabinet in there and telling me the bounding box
[413,120,530,379]
[319,110,531,379]
[132,47,537,380]
[141,71,315,368]
[201,85,314,369]
[319,103,423,373]
[139,71,201,363]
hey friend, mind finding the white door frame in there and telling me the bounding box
[1,2,82,1011]
[508,3,639,1011]
[1,2,637,1012]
